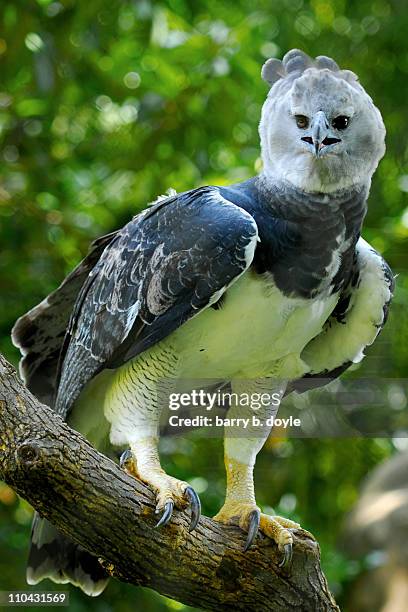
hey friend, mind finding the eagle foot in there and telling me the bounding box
[213,501,305,568]
[119,449,201,531]
[154,486,201,531]
[119,448,137,475]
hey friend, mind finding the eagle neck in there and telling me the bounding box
[248,176,368,298]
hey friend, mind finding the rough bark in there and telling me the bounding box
[0,354,339,611]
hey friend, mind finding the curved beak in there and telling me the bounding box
[311,111,329,156]
[301,111,341,157]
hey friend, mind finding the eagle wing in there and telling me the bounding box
[51,187,258,417]
[289,237,395,394]
[11,231,118,406]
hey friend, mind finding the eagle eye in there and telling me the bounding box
[295,114,309,129]
[332,115,349,130]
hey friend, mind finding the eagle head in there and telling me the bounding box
[259,49,386,193]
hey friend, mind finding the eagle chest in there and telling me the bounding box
[251,191,366,300]
[171,269,339,381]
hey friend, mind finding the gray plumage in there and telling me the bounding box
[259,49,385,193]
[13,231,117,408]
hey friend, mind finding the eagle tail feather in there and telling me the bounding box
[27,513,109,597]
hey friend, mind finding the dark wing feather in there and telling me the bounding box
[11,231,118,406]
[288,239,395,396]
[55,186,258,417]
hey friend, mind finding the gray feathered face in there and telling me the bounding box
[259,50,386,193]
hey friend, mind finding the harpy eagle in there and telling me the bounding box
[12,49,394,595]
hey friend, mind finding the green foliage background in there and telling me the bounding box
[0,0,407,610]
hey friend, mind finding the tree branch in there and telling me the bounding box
[0,354,339,611]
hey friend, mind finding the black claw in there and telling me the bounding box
[185,486,201,532]
[244,509,260,552]
[119,448,133,469]
[155,501,174,528]
[278,543,293,568]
